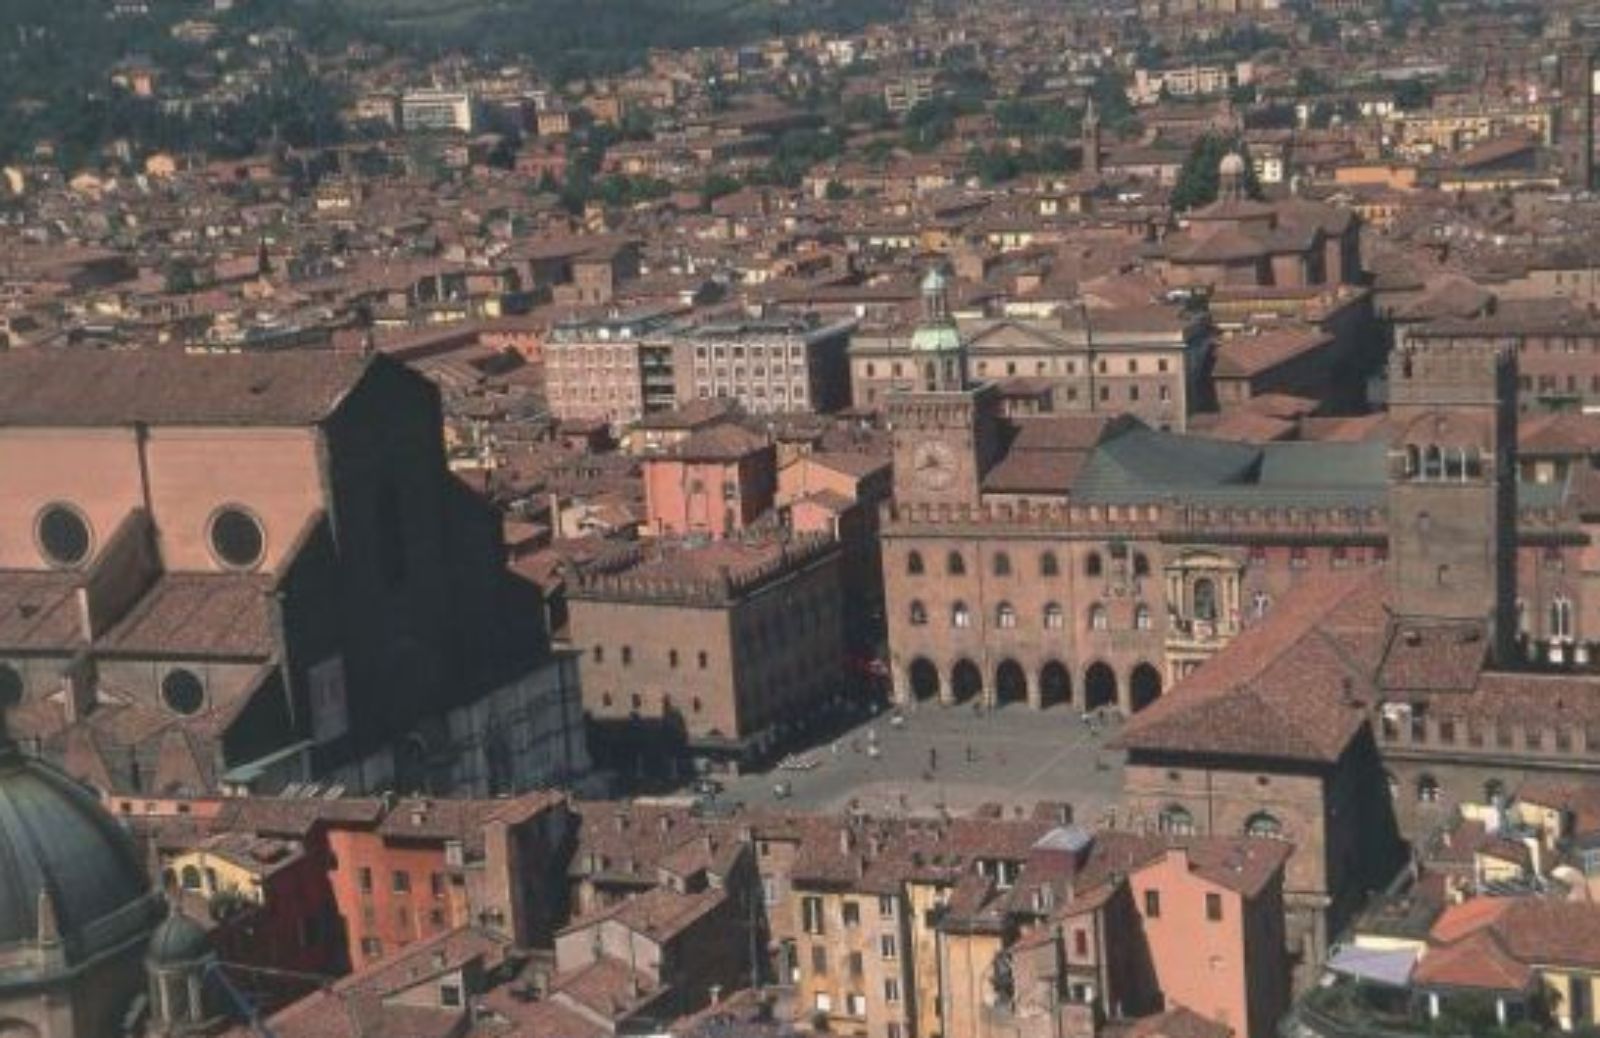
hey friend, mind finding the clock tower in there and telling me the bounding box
[887,267,1002,507]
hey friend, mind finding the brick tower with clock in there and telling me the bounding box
[888,267,1003,508]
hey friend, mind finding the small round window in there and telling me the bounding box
[209,507,265,570]
[36,504,92,568]
[161,669,205,716]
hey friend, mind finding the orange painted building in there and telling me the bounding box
[642,423,777,539]
[1127,844,1291,1038]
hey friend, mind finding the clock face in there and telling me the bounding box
[912,442,958,491]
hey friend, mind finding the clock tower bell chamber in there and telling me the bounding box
[886,265,1003,508]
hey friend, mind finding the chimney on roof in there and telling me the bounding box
[60,653,97,724]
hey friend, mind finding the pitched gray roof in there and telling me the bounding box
[1069,425,1391,508]
[1069,425,1261,502]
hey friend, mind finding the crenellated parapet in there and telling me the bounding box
[884,495,1586,545]
[570,533,841,607]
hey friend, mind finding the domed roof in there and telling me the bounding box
[1219,152,1247,176]
[910,323,963,353]
[0,730,159,985]
[148,911,212,967]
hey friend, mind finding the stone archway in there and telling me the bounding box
[1039,661,1072,709]
[951,659,983,704]
[909,657,941,701]
[995,659,1028,707]
[1084,662,1117,712]
[1130,663,1163,713]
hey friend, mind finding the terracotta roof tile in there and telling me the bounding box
[0,350,374,427]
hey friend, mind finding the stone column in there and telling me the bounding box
[891,659,909,706]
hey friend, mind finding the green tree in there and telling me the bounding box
[903,97,959,151]
[965,144,1019,185]
[839,94,893,130]
[1394,78,1433,111]
[1296,66,1333,97]
[1089,69,1139,136]
[825,179,852,200]
[1308,14,1340,44]
[1170,134,1262,210]
[162,258,198,295]
[701,172,742,205]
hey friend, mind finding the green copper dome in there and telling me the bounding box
[147,911,212,967]
[0,737,161,988]
[910,322,963,353]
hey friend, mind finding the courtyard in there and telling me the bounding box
[696,699,1127,823]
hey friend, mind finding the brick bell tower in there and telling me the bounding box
[887,266,1003,508]
[1386,333,1518,663]
[1559,41,1596,192]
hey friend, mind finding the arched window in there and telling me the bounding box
[1133,553,1151,578]
[1422,445,1443,480]
[1251,590,1272,619]
[1193,578,1218,622]
[1404,444,1420,477]
[1040,551,1060,577]
[993,552,1012,577]
[1418,774,1442,803]
[910,601,928,626]
[947,551,967,577]
[1551,597,1574,640]
[1134,603,1152,631]
[1244,812,1283,839]
[952,602,971,629]
[996,602,1017,628]
[907,551,925,576]
[1088,603,1108,631]
[1516,599,1529,636]
[1484,778,1506,804]
[1158,805,1195,836]
[1444,448,1463,481]
[180,865,203,891]
[1044,602,1064,630]
[0,663,22,707]
[1464,446,1483,479]
[1085,552,1103,578]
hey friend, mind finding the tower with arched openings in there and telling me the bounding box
[1386,330,1518,663]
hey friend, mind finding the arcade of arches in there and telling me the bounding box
[901,656,1164,713]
